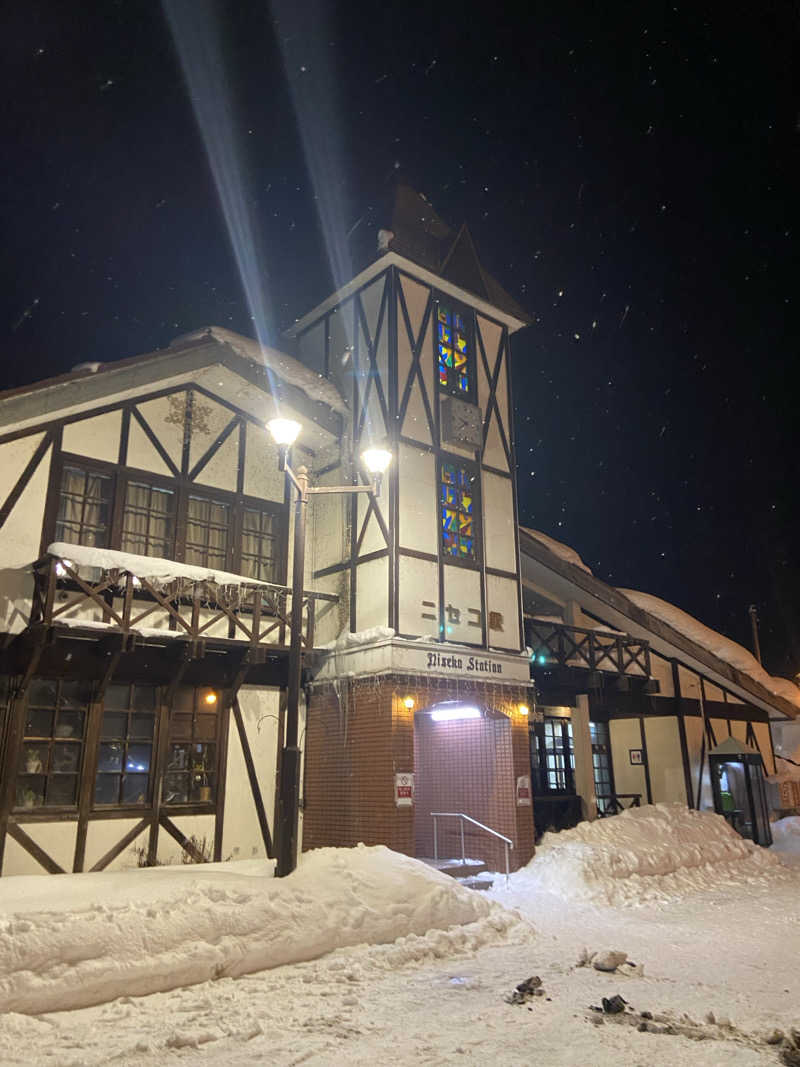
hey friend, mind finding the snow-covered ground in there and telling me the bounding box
[1,806,798,1066]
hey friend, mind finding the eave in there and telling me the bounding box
[519,528,799,721]
[285,251,530,339]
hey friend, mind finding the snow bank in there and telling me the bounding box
[0,845,525,1016]
[496,804,783,908]
[520,527,593,574]
[619,589,800,711]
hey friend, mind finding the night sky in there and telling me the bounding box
[1,2,797,678]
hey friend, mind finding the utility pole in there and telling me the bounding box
[748,604,762,665]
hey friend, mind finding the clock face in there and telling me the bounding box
[441,396,483,448]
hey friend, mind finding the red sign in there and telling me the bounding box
[394,772,414,807]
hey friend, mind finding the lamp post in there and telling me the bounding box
[267,417,391,877]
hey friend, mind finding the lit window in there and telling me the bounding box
[55,466,112,547]
[436,300,473,396]
[440,462,477,560]
[121,481,176,558]
[94,684,158,807]
[163,687,219,806]
[16,678,91,809]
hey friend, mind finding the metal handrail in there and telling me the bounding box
[430,811,514,884]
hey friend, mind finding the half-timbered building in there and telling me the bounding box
[0,184,796,878]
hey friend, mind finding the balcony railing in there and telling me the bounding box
[29,547,338,652]
[596,793,642,817]
[526,618,651,678]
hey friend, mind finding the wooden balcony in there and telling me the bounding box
[28,547,338,656]
[526,618,651,679]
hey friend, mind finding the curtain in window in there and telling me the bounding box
[186,496,228,569]
[240,507,277,582]
[121,483,174,558]
[55,467,110,547]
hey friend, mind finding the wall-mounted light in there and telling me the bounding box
[403,696,415,710]
[203,691,218,706]
[518,704,529,716]
[430,705,481,722]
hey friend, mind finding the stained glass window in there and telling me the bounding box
[440,462,476,560]
[437,301,472,395]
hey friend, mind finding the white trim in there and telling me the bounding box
[285,252,528,339]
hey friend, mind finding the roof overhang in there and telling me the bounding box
[285,251,530,339]
[519,528,798,721]
[0,334,344,452]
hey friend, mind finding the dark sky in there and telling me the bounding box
[1,2,798,677]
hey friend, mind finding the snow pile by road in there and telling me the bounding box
[619,589,800,711]
[494,804,784,908]
[771,815,800,858]
[0,845,525,1016]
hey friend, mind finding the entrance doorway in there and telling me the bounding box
[413,702,516,871]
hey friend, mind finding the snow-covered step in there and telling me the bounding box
[419,857,489,880]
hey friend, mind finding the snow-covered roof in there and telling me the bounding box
[47,542,277,590]
[518,526,799,719]
[519,527,592,574]
[619,589,800,712]
[171,326,348,416]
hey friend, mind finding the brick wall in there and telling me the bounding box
[303,674,535,870]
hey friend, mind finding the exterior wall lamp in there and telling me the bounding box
[266,417,393,876]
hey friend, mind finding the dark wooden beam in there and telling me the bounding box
[159,813,207,863]
[0,431,52,530]
[89,817,150,872]
[6,822,65,874]
[232,697,273,858]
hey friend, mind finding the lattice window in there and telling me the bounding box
[94,683,158,807]
[15,678,91,809]
[163,686,219,805]
[531,716,575,795]
[185,495,229,569]
[440,462,477,560]
[55,465,112,547]
[120,481,176,558]
[240,506,281,583]
[590,720,614,811]
[436,300,473,396]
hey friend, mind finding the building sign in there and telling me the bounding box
[394,772,414,807]
[516,775,532,806]
[629,748,644,766]
[425,650,505,675]
[421,601,504,632]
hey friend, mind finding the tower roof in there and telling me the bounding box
[350,184,532,325]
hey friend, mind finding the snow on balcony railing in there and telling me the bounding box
[30,543,337,650]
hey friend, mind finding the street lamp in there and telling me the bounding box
[266,417,392,877]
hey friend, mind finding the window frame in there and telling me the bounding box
[162,686,221,810]
[13,677,93,813]
[93,682,160,810]
[434,294,476,402]
[438,454,482,569]
[530,715,576,797]
[44,451,289,585]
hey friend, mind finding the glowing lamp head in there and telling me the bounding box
[403,696,415,710]
[203,691,218,706]
[430,704,481,723]
[518,704,529,716]
[267,418,302,447]
[361,447,392,475]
